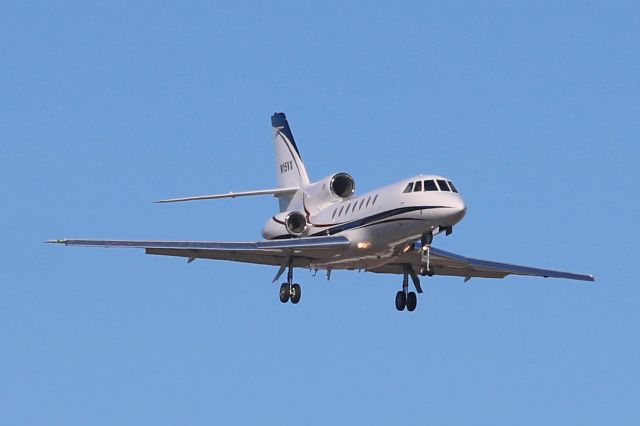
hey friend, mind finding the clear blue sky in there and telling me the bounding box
[2,1,638,424]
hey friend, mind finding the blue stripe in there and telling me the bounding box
[309,205,449,237]
[271,112,301,158]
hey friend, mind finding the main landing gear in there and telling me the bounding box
[396,264,422,312]
[279,282,301,304]
[278,261,301,304]
[395,289,417,312]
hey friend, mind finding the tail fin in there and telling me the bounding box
[272,112,310,188]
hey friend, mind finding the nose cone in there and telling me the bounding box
[449,197,466,224]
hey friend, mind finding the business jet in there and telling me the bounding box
[49,112,594,311]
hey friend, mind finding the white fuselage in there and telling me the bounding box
[262,174,466,270]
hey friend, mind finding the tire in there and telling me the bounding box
[290,284,301,304]
[395,291,406,311]
[279,283,290,303]
[406,291,417,312]
[420,265,434,277]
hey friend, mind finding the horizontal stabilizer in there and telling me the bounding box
[155,187,298,203]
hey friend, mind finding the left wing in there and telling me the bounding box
[370,247,594,282]
[155,187,299,203]
[47,236,350,269]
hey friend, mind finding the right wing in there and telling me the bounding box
[155,187,298,203]
[369,247,594,282]
[47,235,350,269]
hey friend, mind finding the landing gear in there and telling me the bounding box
[290,283,301,304]
[395,264,420,312]
[419,227,452,275]
[406,291,417,311]
[395,291,406,311]
[279,283,290,303]
[395,290,417,311]
[419,265,433,277]
[278,261,302,304]
[421,231,433,274]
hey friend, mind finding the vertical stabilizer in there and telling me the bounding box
[272,112,310,188]
[271,112,309,212]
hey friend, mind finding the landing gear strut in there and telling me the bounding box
[279,260,301,304]
[420,231,433,275]
[396,264,420,312]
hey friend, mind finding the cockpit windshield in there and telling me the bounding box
[424,180,438,191]
[436,180,450,191]
[402,179,460,193]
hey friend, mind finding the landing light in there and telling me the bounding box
[357,241,372,249]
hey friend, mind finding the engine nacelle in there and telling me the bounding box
[304,172,355,212]
[284,211,307,236]
[262,210,308,239]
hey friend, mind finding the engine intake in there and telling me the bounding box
[284,211,307,236]
[330,173,355,198]
[302,172,356,213]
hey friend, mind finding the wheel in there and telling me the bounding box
[279,283,290,303]
[290,283,301,304]
[406,291,417,312]
[419,265,434,276]
[395,291,406,311]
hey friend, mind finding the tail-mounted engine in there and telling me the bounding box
[303,172,355,213]
[262,172,354,238]
[284,211,307,236]
[262,210,308,239]
[328,173,356,198]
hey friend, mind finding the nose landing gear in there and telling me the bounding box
[419,227,452,276]
[420,231,433,275]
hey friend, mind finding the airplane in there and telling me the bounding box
[48,112,595,311]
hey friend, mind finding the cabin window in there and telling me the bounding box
[448,181,459,193]
[424,180,438,191]
[359,199,365,210]
[403,182,414,193]
[332,209,337,219]
[413,181,423,192]
[372,194,378,205]
[338,206,344,216]
[352,202,358,213]
[366,196,371,208]
[437,179,450,191]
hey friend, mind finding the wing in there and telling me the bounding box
[47,235,350,269]
[369,247,594,282]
